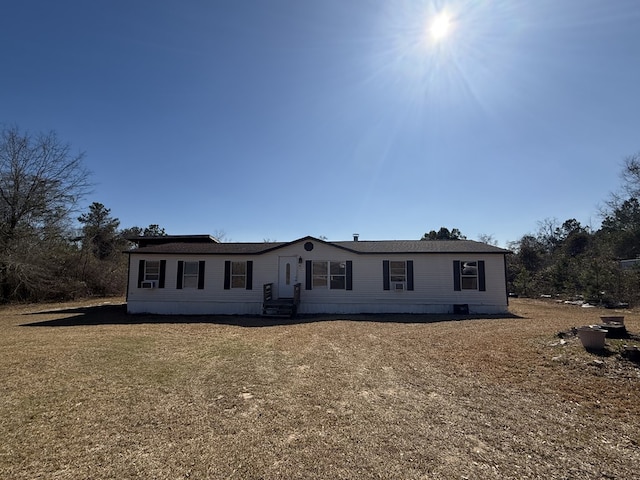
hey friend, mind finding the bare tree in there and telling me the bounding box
[620,152,640,199]
[0,125,91,301]
[477,233,498,246]
[602,151,640,214]
[212,229,228,242]
[0,126,91,237]
[535,218,561,253]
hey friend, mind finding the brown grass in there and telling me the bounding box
[1,298,639,479]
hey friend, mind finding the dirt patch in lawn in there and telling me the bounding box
[1,298,639,479]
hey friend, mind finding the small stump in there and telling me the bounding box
[623,345,640,361]
[577,325,608,350]
[602,323,627,338]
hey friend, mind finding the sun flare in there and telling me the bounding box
[429,12,453,42]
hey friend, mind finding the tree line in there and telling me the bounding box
[1,125,639,304]
[0,126,165,302]
[505,160,640,305]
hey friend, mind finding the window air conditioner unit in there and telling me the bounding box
[141,280,156,289]
[393,282,405,291]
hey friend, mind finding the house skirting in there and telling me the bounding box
[126,300,508,316]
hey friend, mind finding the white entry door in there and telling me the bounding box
[278,256,298,298]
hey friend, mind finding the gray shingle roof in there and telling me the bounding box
[334,240,509,254]
[127,236,510,255]
[128,242,286,255]
[128,235,219,248]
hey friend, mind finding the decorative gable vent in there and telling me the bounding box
[141,280,157,289]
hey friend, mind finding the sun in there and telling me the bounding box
[429,11,453,42]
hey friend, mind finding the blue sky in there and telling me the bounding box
[2,1,639,246]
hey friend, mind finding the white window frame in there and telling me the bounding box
[312,261,347,290]
[460,261,479,290]
[144,260,160,282]
[231,261,246,289]
[312,261,328,288]
[329,261,346,290]
[389,261,407,289]
[182,261,199,289]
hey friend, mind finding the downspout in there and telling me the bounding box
[125,252,131,308]
[504,254,509,306]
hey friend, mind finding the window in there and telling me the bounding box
[312,261,327,288]
[460,261,478,289]
[330,261,346,289]
[389,261,406,283]
[138,259,166,288]
[177,260,205,289]
[453,260,485,291]
[144,260,160,281]
[231,261,246,288]
[224,261,253,290]
[382,260,414,291]
[309,261,351,290]
[182,261,199,289]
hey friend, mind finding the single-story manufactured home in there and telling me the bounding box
[125,235,511,316]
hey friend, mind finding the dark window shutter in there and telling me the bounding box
[383,260,390,290]
[224,261,231,290]
[176,261,184,289]
[246,261,253,290]
[453,260,461,291]
[478,260,486,291]
[346,260,353,291]
[198,261,206,289]
[407,260,414,291]
[137,259,145,288]
[159,260,166,288]
[305,260,312,290]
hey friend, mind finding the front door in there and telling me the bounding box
[278,256,298,298]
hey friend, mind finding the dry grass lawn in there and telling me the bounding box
[1,298,639,479]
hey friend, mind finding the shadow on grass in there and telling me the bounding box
[583,345,640,368]
[583,347,618,358]
[20,303,523,328]
[622,350,640,365]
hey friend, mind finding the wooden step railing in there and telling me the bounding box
[263,282,273,303]
[262,282,301,318]
[293,283,301,305]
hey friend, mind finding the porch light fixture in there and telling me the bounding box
[298,256,303,264]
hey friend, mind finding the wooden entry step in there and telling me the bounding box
[262,283,301,318]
